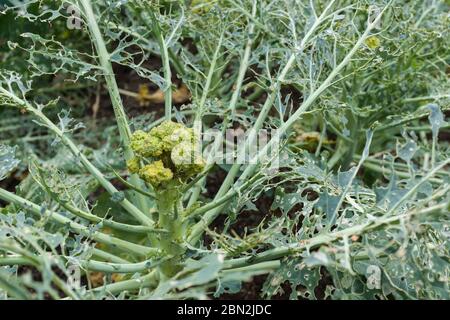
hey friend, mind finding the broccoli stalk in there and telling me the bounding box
[128,121,206,276]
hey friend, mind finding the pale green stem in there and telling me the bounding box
[0,256,33,266]
[359,159,444,184]
[361,162,442,184]
[198,33,224,112]
[109,167,156,199]
[403,94,450,103]
[226,0,337,185]
[188,32,225,206]
[0,254,164,291]
[405,123,450,132]
[375,105,450,131]
[146,9,172,120]
[356,155,450,178]
[155,185,184,277]
[91,248,130,264]
[221,260,280,274]
[227,0,276,37]
[88,270,159,296]
[0,272,30,299]
[58,199,165,234]
[0,244,80,300]
[185,174,259,223]
[431,133,437,168]
[35,165,161,234]
[78,0,131,143]
[188,0,258,207]
[80,256,171,274]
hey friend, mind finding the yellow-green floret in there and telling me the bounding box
[365,35,380,49]
[138,160,173,187]
[130,130,164,157]
[171,142,205,176]
[149,121,194,152]
[129,121,206,188]
[126,157,141,174]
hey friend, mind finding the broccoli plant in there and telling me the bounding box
[0,0,449,300]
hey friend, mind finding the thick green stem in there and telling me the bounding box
[87,270,159,296]
[155,184,185,277]
[0,256,33,266]
[81,256,171,274]
[91,248,130,264]
[0,253,162,278]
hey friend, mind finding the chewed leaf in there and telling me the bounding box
[214,279,242,297]
[397,139,417,162]
[335,167,356,188]
[271,187,304,214]
[47,110,85,146]
[375,176,410,210]
[0,145,20,181]
[314,191,340,223]
[263,258,321,299]
[16,33,102,81]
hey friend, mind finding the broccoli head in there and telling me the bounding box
[128,121,206,188]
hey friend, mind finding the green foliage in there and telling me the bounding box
[0,0,449,300]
